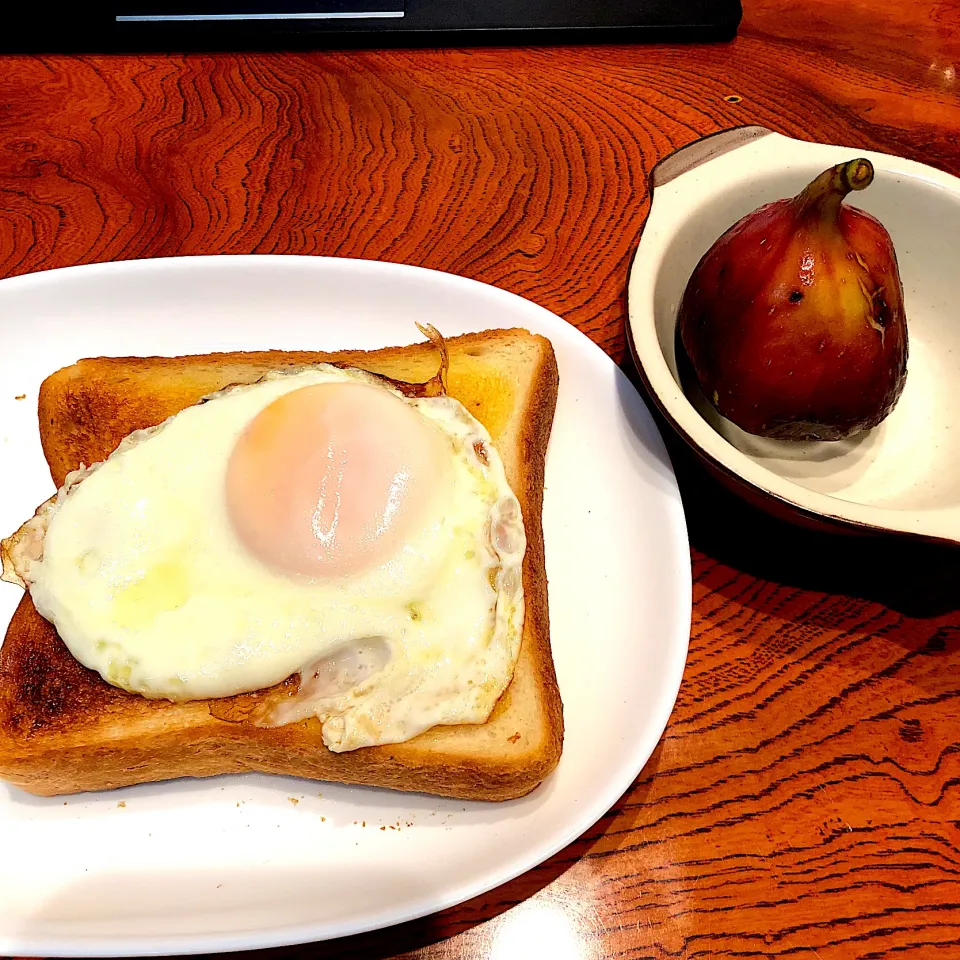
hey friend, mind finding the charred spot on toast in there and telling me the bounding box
[0,596,138,739]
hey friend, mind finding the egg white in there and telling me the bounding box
[25,366,526,751]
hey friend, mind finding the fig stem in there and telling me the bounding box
[792,158,875,221]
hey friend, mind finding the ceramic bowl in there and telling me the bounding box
[627,125,960,546]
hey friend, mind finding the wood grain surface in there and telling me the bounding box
[2,0,960,956]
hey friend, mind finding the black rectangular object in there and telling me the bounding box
[6,0,740,53]
[117,0,405,20]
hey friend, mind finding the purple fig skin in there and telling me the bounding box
[678,158,908,441]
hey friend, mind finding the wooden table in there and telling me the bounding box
[3,1,960,956]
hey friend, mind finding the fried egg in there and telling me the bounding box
[12,361,525,752]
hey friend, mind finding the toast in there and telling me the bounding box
[0,329,562,800]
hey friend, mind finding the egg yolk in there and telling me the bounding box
[226,381,450,577]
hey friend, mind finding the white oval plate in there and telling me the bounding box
[0,256,690,957]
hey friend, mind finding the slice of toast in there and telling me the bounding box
[0,328,562,800]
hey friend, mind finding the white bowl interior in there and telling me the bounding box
[653,163,960,514]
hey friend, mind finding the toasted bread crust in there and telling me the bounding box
[0,329,562,800]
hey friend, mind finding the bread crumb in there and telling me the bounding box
[381,825,386,831]
[14,394,25,401]
[321,816,326,822]
[288,797,299,806]
[117,801,126,808]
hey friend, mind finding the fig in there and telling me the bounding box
[678,158,908,441]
